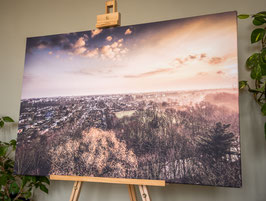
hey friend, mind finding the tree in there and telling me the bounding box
[198,122,235,161]
[196,122,241,187]
[49,128,138,178]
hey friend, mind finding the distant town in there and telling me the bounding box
[17,88,237,144]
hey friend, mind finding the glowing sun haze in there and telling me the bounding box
[22,11,238,99]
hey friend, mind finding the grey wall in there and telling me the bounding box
[0,0,265,200]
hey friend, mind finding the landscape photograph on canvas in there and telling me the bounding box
[15,11,241,187]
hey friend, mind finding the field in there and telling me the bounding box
[15,88,241,187]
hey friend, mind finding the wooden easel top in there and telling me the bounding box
[50,175,165,186]
[96,0,121,28]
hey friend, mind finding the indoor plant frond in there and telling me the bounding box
[0,116,50,201]
[238,11,266,138]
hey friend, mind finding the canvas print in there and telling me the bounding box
[15,11,241,187]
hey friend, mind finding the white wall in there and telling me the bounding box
[0,0,265,200]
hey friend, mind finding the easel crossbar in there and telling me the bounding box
[50,175,165,186]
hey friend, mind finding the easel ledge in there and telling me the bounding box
[50,175,165,186]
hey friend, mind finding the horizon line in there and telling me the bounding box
[21,87,238,100]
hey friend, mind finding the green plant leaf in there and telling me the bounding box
[2,117,14,123]
[257,84,265,92]
[9,140,16,150]
[0,145,8,157]
[22,176,31,187]
[251,28,265,43]
[32,176,37,183]
[23,190,31,199]
[0,175,7,185]
[261,103,266,116]
[253,17,265,25]
[238,14,249,19]
[9,182,19,195]
[250,63,262,79]
[246,53,260,69]
[39,184,48,194]
[0,120,4,128]
[262,49,266,62]
[239,80,248,89]
[261,63,266,76]
[39,176,50,185]
[254,11,266,18]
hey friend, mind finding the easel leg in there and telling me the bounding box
[70,181,83,201]
[138,185,151,201]
[127,184,137,201]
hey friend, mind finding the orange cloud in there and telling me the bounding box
[37,44,47,49]
[74,47,87,55]
[216,70,225,75]
[74,37,86,48]
[174,54,201,66]
[173,53,228,67]
[48,51,53,55]
[106,36,113,41]
[101,39,128,60]
[91,29,103,38]
[189,55,197,59]
[124,68,173,78]
[208,57,224,65]
[84,48,99,58]
[200,53,206,59]
[125,28,132,35]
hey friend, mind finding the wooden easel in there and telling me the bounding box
[50,175,165,201]
[50,1,166,200]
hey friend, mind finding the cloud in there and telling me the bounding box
[208,57,224,65]
[106,36,112,41]
[200,53,206,59]
[74,37,86,48]
[37,44,47,49]
[72,37,88,55]
[74,47,87,55]
[84,48,99,58]
[216,70,225,75]
[173,55,196,66]
[91,29,103,38]
[124,68,173,78]
[173,53,227,67]
[48,51,53,55]
[175,58,184,65]
[189,55,197,59]
[101,39,128,60]
[69,36,99,58]
[125,28,132,35]
[26,35,72,54]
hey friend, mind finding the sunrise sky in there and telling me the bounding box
[22,11,238,99]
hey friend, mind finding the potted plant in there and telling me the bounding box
[238,11,266,137]
[0,116,50,201]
